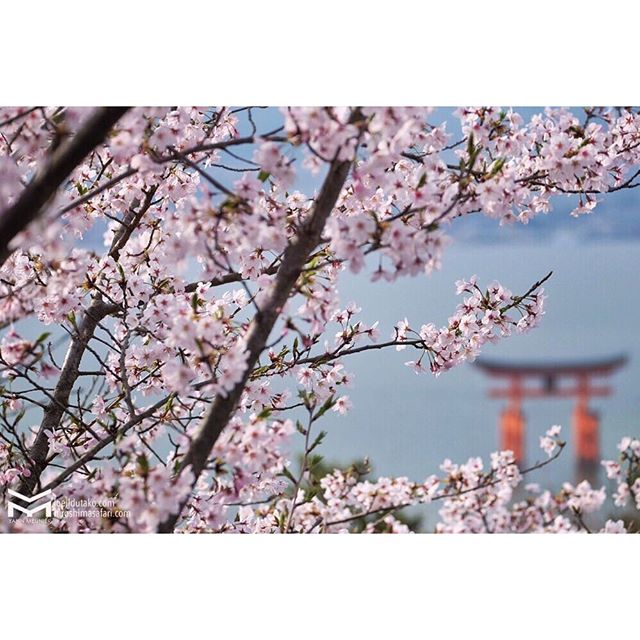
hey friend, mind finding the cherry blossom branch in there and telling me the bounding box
[166,128,286,159]
[319,444,566,530]
[285,409,315,532]
[12,183,159,498]
[109,185,159,260]
[14,299,119,498]
[0,107,41,129]
[56,167,137,217]
[0,107,129,266]
[250,272,551,379]
[502,270,552,311]
[529,168,640,195]
[38,394,175,494]
[54,127,285,220]
[184,263,281,292]
[157,112,363,533]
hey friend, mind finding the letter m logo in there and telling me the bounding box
[7,489,53,518]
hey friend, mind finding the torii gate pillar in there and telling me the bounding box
[500,378,525,462]
[573,376,600,477]
[500,404,525,463]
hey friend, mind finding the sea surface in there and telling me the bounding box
[317,237,640,525]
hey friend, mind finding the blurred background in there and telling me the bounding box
[319,185,640,528]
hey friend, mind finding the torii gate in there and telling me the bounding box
[474,355,627,475]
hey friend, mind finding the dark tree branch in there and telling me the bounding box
[184,263,280,292]
[56,167,137,217]
[15,299,119,499]
[39,394,174,494]
[12,178,158,500]
[109,185,158,260]
[54,127,286,220]
[0,107,130,267]
[157,113,361,532]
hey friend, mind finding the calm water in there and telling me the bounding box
[319,239,640,503]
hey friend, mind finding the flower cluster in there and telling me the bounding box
[601,437,640,511]
[202,425,637,534]
[396,275,546,374]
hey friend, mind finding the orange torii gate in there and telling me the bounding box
[474,355,627,473]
